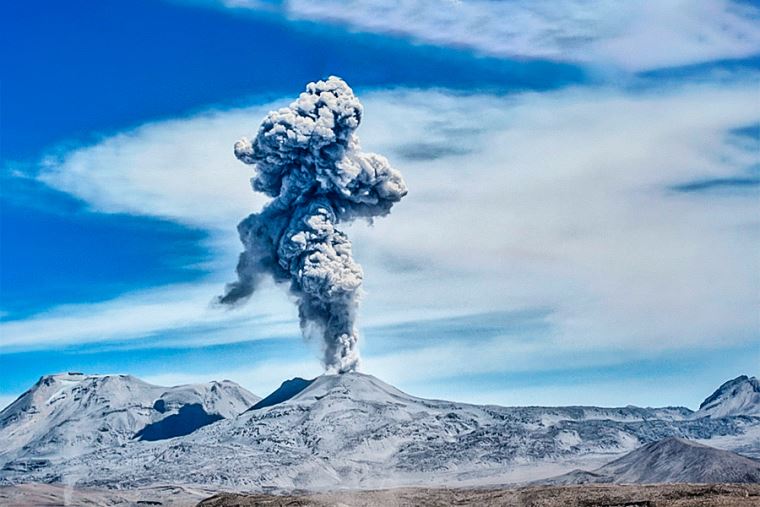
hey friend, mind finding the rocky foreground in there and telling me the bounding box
[2,483,758,507]
[199,484,760,507]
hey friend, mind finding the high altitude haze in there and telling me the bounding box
[219,77,408,372]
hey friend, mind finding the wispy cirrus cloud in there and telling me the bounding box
[0,281,298,351]
[2,74,756,382]
[204,0,760,71]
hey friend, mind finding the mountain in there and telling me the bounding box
[3,372,758,491]
[545,437,760,484]
[0,373,259,470]
[598,438,760,484]
[695,375,760,418]
[249,377,314,410]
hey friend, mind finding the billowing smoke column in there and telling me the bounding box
[219,77,407,373]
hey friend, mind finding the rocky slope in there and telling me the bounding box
[597,438,760,483]
[2,372,758,490]
[696,375,760,418]
[545,437,760,484]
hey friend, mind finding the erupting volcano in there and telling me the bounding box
[218,77,407,373]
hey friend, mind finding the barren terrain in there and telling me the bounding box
[199,484,760,507]
[3,483,760,507]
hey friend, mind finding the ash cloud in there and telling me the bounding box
[219,77,407,373]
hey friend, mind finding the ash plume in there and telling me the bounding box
[219,77,407,373]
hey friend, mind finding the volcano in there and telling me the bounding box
[1,373,759,490]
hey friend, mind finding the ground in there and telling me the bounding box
[2,483,759,507]
[198,485,760,506]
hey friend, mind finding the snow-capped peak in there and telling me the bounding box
[281,372,420,406]
[2,371,760,491]
[0,373,260,466]
[696,375,760,418]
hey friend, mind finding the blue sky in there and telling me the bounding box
[1,0,759,409]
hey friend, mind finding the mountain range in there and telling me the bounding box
[1,372,758,491]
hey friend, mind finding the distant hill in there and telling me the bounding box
[544,437,760,484]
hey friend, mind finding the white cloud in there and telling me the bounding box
[357,81,759,352]
[38,106,273,230]
[0,280,300,350]
[210,0,760,71]
[8,76,759,372]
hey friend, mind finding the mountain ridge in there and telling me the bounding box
[249,377,314,411]
[1,372,759,490]
[0,372,260,468]
[696,375,760,418]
